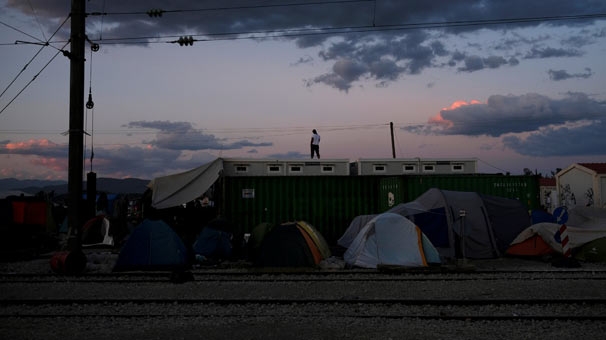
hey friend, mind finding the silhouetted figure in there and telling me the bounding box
[310,129,320,159]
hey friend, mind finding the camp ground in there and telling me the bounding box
[109,187,605,272]
[340,188,532,260]
[1,158,605,272]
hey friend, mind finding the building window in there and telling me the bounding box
[452,163,464,172]
[373,165,386,173]
[267,165,282,174]
[289,165,303,173]
[234,164,249,173]
[403,164,416,173]
[423,164,435,172]
[321,165,334,173]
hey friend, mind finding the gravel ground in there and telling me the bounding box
[2,249,606,275]
[3,316,606,340]
[2,251,606,340]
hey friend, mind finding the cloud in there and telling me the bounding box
[503,120,606,156]
[403,92,606,157]
[457,55,517,72]
[0,139,67,157]
[125,120,272,151]
[524,46,584,59]
[290,55,313,66]
[6,1,604,91]
[404,92,605,137]
[90,145,214,178]
[0,138,211,179]
[0,120,273,178]
[548,68,593,81]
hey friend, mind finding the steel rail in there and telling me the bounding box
[3,298,606,305]
[2,271,606,283]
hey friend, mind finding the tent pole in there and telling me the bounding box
[459,209,467,263]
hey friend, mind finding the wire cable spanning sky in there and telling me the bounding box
[1,0,605,180]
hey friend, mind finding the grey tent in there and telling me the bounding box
[339,188,531,259]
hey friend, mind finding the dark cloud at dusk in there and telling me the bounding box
[548,68,593,81]
[402,92,606,157]
[503,120,606,156]
[125,120,273,151]
[0,120,273,178]
[5,0,605,91]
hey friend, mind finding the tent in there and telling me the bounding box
[339,188,531,259]
[255,221,331,267]
[506,234,554,257]
[147,158,223,209]
[81,215,114,247]
[193,225,233,260]
[508,206,606,258]
[344,213,440,269]
[114,219,189,271]
[575,237,606,262]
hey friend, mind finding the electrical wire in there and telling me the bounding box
[87,0,375,16]
[0,41,70,116]
[27,0,47,42]
[477,158,511,174]
[88,13,606,46]
[7,12,604,47]
[0,14,70,109]
[0,20,46,45]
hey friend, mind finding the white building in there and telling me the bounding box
[222,158,350,176]
[539,177,557,212]
[556,163,606,209]
[352,158,478,176]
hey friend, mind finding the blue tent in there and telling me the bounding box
[193,226,233,260]
[114,219,189,271]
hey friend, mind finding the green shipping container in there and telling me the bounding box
[221,176,381,245]
[378,177,406,212]
[402,174,540,210]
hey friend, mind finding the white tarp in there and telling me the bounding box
[510,222,606,253]
[148,158,223,209]
[510,207,606,252]
[344,213,440,268]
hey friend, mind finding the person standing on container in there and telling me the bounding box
[310,129,321,159]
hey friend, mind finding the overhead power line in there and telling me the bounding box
[0,41,70,115]
[87,0,375,16]
[0,14,71,115]
[0,20,46,45]
[90,12,606,46]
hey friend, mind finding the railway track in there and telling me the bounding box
[2,268,606,283]
[2,269,605,339]
[3,297,606,321]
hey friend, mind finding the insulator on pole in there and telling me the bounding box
[177,36,194,46]
[147,9,163,18]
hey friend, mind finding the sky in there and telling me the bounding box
[1,0,605,181]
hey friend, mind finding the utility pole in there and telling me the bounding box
[66,0,86,250]
[390,122,396,159]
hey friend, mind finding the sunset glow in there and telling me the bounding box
[5,139,55,151]
[441,100,482,111]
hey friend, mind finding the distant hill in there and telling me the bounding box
[0,177,150,196]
